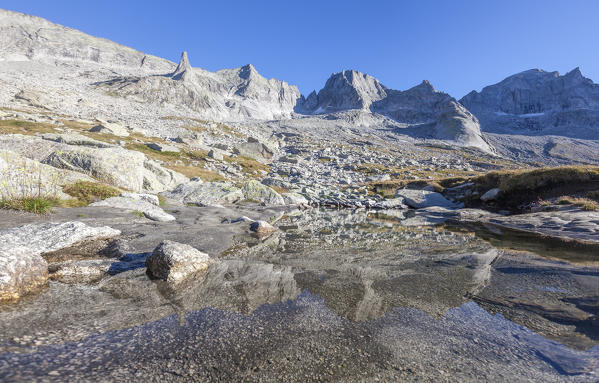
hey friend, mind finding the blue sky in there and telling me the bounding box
[4,1,599,98]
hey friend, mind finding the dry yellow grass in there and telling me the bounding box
[0,119,57,135]
[223,155,270,177]
[557,196,599,211]
[62,181,121,205]
[166,164,224,182]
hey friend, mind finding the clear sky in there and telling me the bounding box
[4,0,599,98]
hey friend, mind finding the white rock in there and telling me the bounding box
[208,149,223,161]
[241,180,285,205]
[90,196,175,222]
[282,192,309,205]
[395,189,461,209]
[249,220,277,236]
[90,121,130,137]
[146,142,180,153]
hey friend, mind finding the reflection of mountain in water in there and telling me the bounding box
[0,209,597,352]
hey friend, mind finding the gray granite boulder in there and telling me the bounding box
[162,179,243,206]
[43,146,186,192]
[146,240,213,284]
[241,180,285,205]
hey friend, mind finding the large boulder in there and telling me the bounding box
[0,221,120,302]
[395,189,462,209]
[0,149,94,200]
[233,139,274,163]
[282,192,309,205]
[162,179,243,206]
[146,240,213,284]
[241,180,285,205]
[90,195,175,222]
[43,146,186,192]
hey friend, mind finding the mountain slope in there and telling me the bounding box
[96,53,302,121]
[460,68,599,139]
[0,9,172,72]
[301,72,492,153]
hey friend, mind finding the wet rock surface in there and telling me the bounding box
[0,207,597,381]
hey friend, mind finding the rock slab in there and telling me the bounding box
[0,221,120,301]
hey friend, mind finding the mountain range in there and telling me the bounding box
[1,8,599,157]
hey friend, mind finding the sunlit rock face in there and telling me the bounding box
[300,72,493,153]
[460,68,599,139]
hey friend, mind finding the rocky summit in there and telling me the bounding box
[0,7,599,383]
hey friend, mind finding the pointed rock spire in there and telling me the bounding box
[172,51,192,82]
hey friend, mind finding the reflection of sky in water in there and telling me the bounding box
[3,291,598,381]
[536,286,569,294]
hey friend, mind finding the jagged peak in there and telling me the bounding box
[239,64,259,80]
[565,66,583,78]
[171,51,192,81]
[415,80,436,92]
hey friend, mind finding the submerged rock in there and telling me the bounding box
[0,248,48,303]
[146,240,213,284]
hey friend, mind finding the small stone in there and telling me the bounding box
[249,221,277,236]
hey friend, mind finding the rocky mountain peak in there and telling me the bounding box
[460,67,599,139]
[301,69,387,113]
[171,51,192,81]
[238,64,258,80]
[406,80,437,95]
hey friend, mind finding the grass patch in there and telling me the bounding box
[471,166,599,194]
[157,194,167,206]
[166,164,224,181]
[224,155,270,177]
[0,197,55,214]
[270,185,288,194]
[557,196,599,211]
[125,143,184,161]
[62,181,121,205]
[0,119,57,135]
[132,210,145,218]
